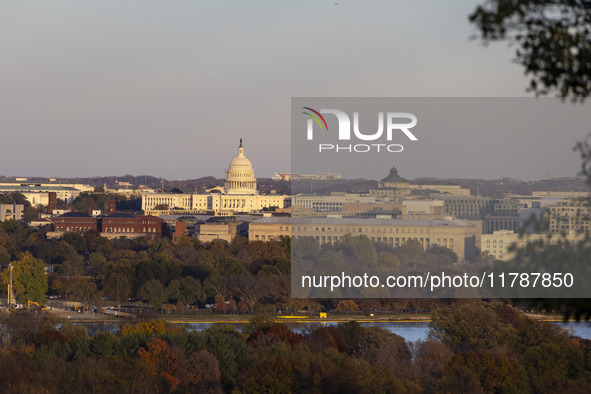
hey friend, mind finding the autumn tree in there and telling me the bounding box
[1,253,48,303]
[214,294,227,314]
[335,300,360,314]
[439,349,528,393]
[139,337,186,391]
[430,301,517,350]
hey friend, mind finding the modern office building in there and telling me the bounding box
[547,198,591,234]
[481,230,587,261]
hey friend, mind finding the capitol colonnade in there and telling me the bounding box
[141,140,289,214]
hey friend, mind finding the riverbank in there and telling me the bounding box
[41,308,569,324]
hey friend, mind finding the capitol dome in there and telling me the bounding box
[225,139,258,195]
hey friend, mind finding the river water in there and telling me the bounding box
[182,321,591,343]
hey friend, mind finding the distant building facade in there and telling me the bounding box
[481,230,587,261]
[101,213,162,238]
[52,212,98,233]
[49,212,162,239]
[249,216,481,261]
[547,198,591,234]
[0,179,93,206]
[0,204,24,222]
[378,166,470,196]
[292,194,378,214]
[274,173,341,181]
[443,196,520,234]
[142,140,289,214]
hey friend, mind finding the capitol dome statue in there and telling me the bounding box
[224,139,258,195]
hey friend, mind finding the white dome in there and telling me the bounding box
[225,139,257,195]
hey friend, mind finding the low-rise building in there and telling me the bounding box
[249,216,481,261]
[196,217,248,243]
[547,198,591,234]
[0,179,93,205]
[0,204,24,221]
[49,212,162,239]
[292,194,379,214]
[481,230,588,261]
[101,213,162,238]
[52,212,98,233]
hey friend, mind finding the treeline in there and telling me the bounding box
[0,219,292,312]
[1,302,590,393]
[69,192,142,214]
[1,219,461,313]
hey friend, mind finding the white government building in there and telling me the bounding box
[142,140,289,214]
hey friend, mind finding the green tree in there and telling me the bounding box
[178,276,205,305]
[1,253,48,303]
[103,272,131,310]
[62,276,99,305]
[214,258,247,277]
[470,0,591,98]
[135,253,183,287]
[138,279,167,309]
[90,331,120,357]
[336,234,378,265]
[292,236,320,260]
[428,245,458,264]
[205,326,252,390]
[61,232,87,254]
[0,246,11,269]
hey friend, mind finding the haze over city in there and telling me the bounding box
[1,1,589,180]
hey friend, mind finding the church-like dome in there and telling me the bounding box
[225,139,258,195]
[381,165,407,182]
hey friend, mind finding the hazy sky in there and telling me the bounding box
[1,1,586,180]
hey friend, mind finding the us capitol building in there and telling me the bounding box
[141,140,289,214]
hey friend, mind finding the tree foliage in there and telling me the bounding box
[0,253,48,303]
[470,0,591,98]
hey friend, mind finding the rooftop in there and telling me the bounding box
[105,212,136,219]
[57,212,94,218]
[251,216,475,227]
[0,185,79,191]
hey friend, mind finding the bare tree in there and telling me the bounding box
[229,275,273,312]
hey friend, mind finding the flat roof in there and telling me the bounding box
[251,216,474,227]
[0,185,79,191]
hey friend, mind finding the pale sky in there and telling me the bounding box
[1,1,585,180]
